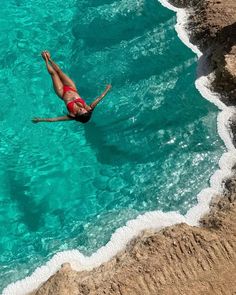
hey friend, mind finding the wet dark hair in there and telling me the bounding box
[73,111,92,123]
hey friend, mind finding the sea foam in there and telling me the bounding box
[3,1,236,294]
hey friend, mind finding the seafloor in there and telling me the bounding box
[22,0,236,294]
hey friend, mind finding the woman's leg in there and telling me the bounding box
[42,52,63,98]
[45,52,77,91]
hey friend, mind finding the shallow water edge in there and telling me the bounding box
[3,0,236,294]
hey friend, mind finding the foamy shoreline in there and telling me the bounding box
[3,1,236,294]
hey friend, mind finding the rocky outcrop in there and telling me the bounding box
[169,0,235,47]
[170,0,236,103]
[209,24,236,104]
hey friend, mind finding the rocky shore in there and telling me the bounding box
[31,1,236,294]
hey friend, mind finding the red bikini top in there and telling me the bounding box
[63,85,86,113]
[66,98,86,113]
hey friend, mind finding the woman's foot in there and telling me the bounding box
[41,51,49,61]
[45,50,51,60]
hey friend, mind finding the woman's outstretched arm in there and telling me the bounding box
[32,115,73,123]
[90,85,112,110]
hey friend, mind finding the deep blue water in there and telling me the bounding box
[0,0,225,291]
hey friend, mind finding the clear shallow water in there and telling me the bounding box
[0,0,225,291]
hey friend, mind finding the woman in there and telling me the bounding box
[32,51,112,124]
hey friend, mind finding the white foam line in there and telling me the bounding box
[3,1,236,294]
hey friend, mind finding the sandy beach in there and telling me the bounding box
[27,0,236,294]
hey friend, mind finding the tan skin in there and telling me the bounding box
[32,51,112,123]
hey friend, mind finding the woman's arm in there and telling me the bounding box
[90,84,112,110]
[32,115,73,123]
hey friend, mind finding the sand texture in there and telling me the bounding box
[31,0,236,294]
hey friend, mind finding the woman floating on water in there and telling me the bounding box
[32,51,112,124]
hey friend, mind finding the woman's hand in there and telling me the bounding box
[106,84,112,91]
[32,118,41,123]
[101,84,112,98]
[90,84,112,110]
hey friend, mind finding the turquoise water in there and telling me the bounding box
[0,0,225,291]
